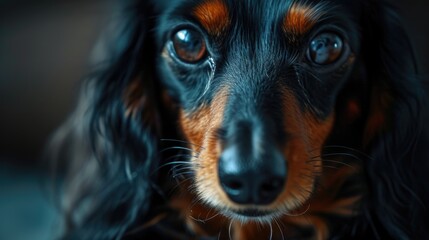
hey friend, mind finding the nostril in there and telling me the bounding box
[224,180,243,191]
[222,179,245,198]
[261,178,283,192]
[258,177,285,202]
[218,143,287,205]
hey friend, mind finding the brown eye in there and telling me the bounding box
[172,29,207,63]
[308,32,343,65]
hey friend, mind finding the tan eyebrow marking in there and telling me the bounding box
[283,2,327,36]
[193,0,230,36]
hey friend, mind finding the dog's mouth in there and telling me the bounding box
[223,208,278,221]
[233,209,273,217]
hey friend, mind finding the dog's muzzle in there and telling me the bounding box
[218,119,287,205]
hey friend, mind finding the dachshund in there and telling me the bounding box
[49,0,429,239]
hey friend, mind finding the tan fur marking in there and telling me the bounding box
[176,87,364,239]
[193,0,230,36]
[272,89,335,212]
[284,2,326,38]
[179,88,232,208]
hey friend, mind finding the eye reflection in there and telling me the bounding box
[308,32,343,65]
[172,29,207,63]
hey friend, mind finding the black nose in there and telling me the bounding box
[218,145,287,205]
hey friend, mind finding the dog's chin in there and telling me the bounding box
[222,208,279,223]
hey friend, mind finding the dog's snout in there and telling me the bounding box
[218,141,287,205]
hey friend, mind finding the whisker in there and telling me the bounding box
[322,145,373,160]
[160,138,205,149]
[322,165,340,170]
[307,159,356,169]
[228,220,233,240]
[170,162,194,170]
[190,211,221,223]
[306,67,324,83]
[274,219,285,240]
[165,154,196,162]
[172,171,195,179]
[156,160,192,171]
[171,165,195,172]
[165,158,198,177]
[316,152,363,162]
[159,146,194,153]
[206,212,221,222]
[282,203,311,217]
[188,215,201,223]
[167,176,194,194]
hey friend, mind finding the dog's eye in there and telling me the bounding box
[172,29,207,63]
[308,32,343,65]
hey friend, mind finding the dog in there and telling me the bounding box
[49,0,429,239]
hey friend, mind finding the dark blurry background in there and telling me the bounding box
[1,0,429,164]
[0,0,428,240]
[0,2,114,239]
[0,0,114,163]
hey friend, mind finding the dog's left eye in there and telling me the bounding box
[172,29,207,63]
[308,32,343,65]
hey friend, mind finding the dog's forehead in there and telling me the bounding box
[162,0,360,36]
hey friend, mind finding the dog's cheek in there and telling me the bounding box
[178,89,231,207]
[274,90,335,210]
[179,107,211,148]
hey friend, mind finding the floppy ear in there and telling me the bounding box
[48,1,164,239]
[360,0,429,238]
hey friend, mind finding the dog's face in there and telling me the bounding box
[156,0,361,222]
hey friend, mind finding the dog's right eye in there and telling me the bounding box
[308,32,343,65]
[172,29,207,63]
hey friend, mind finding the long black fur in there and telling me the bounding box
[359,1,429,238]
[49,1,162,239]
[49,0,429,239]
